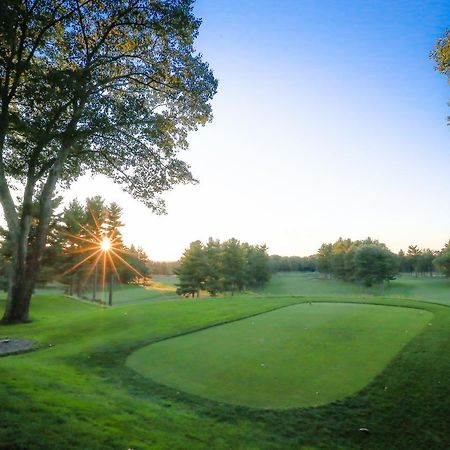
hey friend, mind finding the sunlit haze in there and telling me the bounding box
[64,0,450,261]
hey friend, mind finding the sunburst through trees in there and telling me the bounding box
[61,197,148,304]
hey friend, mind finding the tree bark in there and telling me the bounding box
[2,138,73,323]
[3,182,34,323]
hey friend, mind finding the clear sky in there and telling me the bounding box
[67,0,450,261]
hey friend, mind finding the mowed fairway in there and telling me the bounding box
[261,272,450,306]
[127,303,431,408]
[1,293,449,449]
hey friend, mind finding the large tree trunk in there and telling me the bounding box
[2,213,45,323]
[2,224,53,323]
[2,178,36,322]
[4,267,35,323]
[2,139,73,323]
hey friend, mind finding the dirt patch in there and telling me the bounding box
[0,338,37,356]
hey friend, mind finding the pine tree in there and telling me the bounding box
[434,240,450,277]
[245,244,271,288]
[175,241,207,297]
[221,238,246,294]
[204,238,223,296]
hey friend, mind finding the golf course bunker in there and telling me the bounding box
[126,303,432,408]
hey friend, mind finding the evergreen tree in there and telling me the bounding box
[221,238,246,294]
[245,244,271,288]
[434,240,450,277]
[354,244,398,287]
[407,245,422,277]
[175,241,207,297]
[104,203,124,245]
[316,237,398,288]
[331,238,353,280]
[204,238,223,296]
[121,245,150,284]
[174,237,272,297]
[397,249,413,273]
[417,249,436,276]
[59,199,87,295]
[58,197,131,294]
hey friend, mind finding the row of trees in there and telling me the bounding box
[58,197,150,296]
[433,241,450,277]
[269,255,317,272]
[317,238,398,287]
[316,238,450,286]
[0,196,150,296]
[175,238,271,297]
[148,260,179,275]
[398,245,436,276]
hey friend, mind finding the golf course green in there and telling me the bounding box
[127,302,431,408]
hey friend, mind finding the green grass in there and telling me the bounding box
[0,276,449,449]
[152,274,178,287]
[127,303,431,408]
[261,272,365,297]
[38,280,177,306]
[103,284,176,306]
[262,272,450,306]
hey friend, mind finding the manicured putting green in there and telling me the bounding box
[127,303,431,408]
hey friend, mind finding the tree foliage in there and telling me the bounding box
[397,246,437,276]
[315,237,398,286]
[431,29,450,124]
[175,238,271,297]
[434,240,450,277]
[148,260,179,275]
[354,244,398,287]
[58,196,150,295]
[0,0,216,322]
[269,254,317,273]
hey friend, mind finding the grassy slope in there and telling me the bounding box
[0,295,302,450]
[127,303,431,408]
[152,275,178,287]
[0,285,449,449]
[106,284,176,306]
[35,282,177,306]
[262,272,450,305]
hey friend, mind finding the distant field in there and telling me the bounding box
[152,274,178,287]
[36,273,450,307]
[99,284,176,306]
[127,302,431,408]
[261,272,364,297]
[261,272,450,306]
[35,277,178,306]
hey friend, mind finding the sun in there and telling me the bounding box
[100,236,111,252]
[62,209,144,293]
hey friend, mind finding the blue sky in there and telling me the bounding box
[70,0,450,260]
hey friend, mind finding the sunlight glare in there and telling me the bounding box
[101,237,111,252]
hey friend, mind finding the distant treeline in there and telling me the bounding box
[269,255,317,272]
[175,238,271,297]
[397,246,438,276]
[315,238,450,286]
[149,260,179,275]
[0,196,150,294]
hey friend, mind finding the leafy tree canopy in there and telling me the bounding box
[431,29,450,124]
[0,0,217,322]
